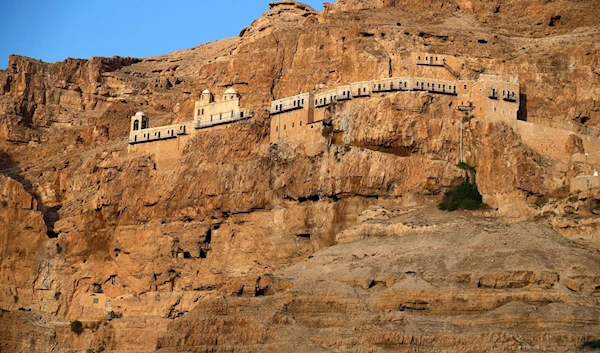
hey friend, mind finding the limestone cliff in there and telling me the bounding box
[1,0,600,352]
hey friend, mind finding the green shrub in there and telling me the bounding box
[70,320,84,335]
[439,182,483,211]
[456,161,476,172]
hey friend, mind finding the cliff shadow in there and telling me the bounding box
[0,150,60,238]
[517,93,528,121]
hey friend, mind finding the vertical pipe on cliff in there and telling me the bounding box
[460,118,464,163]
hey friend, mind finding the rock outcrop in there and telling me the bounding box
[0,0,600,351]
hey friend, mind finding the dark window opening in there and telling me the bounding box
[133,120,139,131]
[298,194,320,203]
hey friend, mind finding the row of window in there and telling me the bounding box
[486,88,517,101]
[275,120,303,132]
[131,126,186,143]
[316,96,335,105]
[273,98,306,112]
[414,81,457,93]
[132,119,148,131]
[417,55,445,62]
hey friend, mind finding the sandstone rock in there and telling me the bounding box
[0,0,599,351]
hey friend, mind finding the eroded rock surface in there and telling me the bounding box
[1,0,600,351]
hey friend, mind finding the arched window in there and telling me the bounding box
[284,124,286,130]
[133,120,139,131]
[292,122,294,128]
[300,121,302,126]
[276,126,279,132]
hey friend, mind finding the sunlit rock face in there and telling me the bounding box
[1,0,600,351]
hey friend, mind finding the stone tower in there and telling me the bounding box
[130,111,149,132]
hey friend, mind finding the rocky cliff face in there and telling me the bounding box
[1,0,600,352]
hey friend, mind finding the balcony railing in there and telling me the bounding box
[428,84,458,95]
[488,89,499,99]
[372,82,399,92]
[315,96,335,107]
[503,91,517,102]
[194,111,253,129]
[336,90,352,101]
[416,56,445,67]
[129,124,188,144]
[270,99,306,114]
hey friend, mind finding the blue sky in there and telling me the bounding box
[0,0,324,69]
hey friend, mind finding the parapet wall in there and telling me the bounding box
[129,122,190,144]
[128,133,192,171]
[570,176,600,193]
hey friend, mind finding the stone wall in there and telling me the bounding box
[195,96,242,125]
[517,121,600,162]
[128,131,192,171]
[570,176,600,193]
